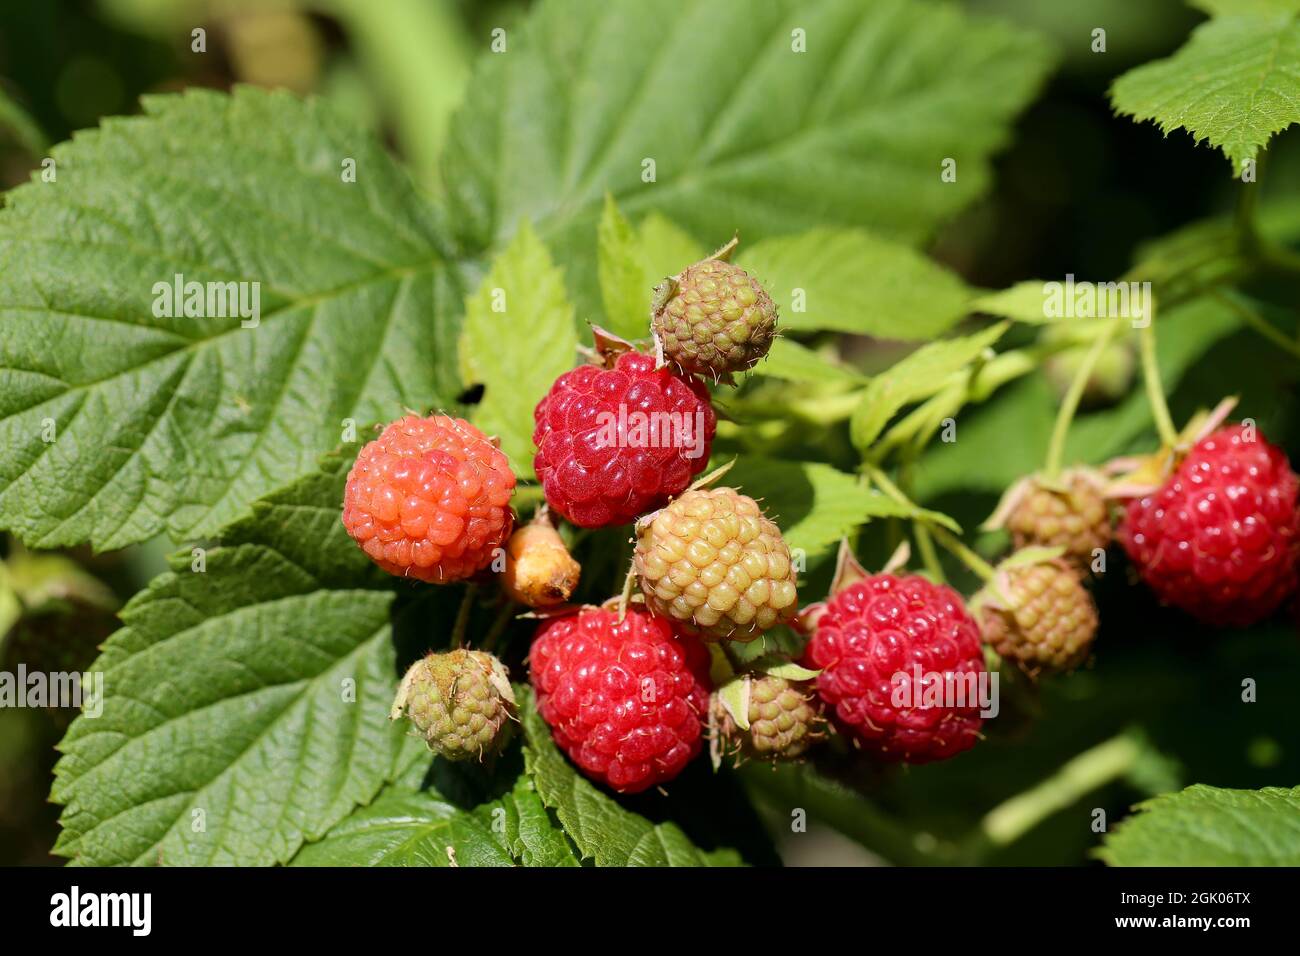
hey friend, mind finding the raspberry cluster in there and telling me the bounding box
[340,217,1300,803]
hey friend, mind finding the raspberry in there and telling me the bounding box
[652,258,777,378]
[977,558,1098,673]
[805,574,985,763]
[712,674,823,764]
[1118,424,1300,626]
[390,649,517,761]
[343,415,515,583]
[1005,470,1111,572]
[634,487,799,642]
[532,352,716,528]
[529,607,711,793]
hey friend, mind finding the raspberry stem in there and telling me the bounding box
[912,523,947,584]
[616,557,636,622]
[866,464,994,581]
[450,583,477,649]
[480,599,516,654]
[1044,316,1121,477]
[1138,309,1179,447]
[928,525,998,583]
[973,732,1143,853]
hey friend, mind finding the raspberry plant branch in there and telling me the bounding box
[898,462,947,584]
[912,523,946,584]
[965,732,1146,860]
[741,764,947,867]
[1210,290,1300,361]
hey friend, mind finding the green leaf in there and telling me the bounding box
[459,223,578,478]
[725,457,958,564]
[740,228,974,338]
[850,323,1008,453]
[596,194,653,339]
[1110,9,1300,170]
[973,281,1056,323]
[597,198,709,339]
[443,0,1054,314]
[474,776,583,867]
[49,450,447,866]
[520,687,744,866]
[1099,784,1300,866]
[294,740,579,867]
[752,338,865,384]
[1191,0,1300,16]
[0,87,464,551]
[291,788,517,867]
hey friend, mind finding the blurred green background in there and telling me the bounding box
[1,0,1296,866]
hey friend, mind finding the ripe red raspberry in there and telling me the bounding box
[1118,424,1300,627]
[343,415,515,583]
[532,352,716,528]
[805,574,986,763]
[529,607,712,792]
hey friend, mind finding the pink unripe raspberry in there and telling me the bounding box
[343,414,515,583]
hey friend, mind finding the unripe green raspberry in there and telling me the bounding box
[652,258,777,378]
[390,649,517,761]
[635,487,798,642]
[1006,471,1111,573]
[713,675,823,763]
[977,558,1098,674]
